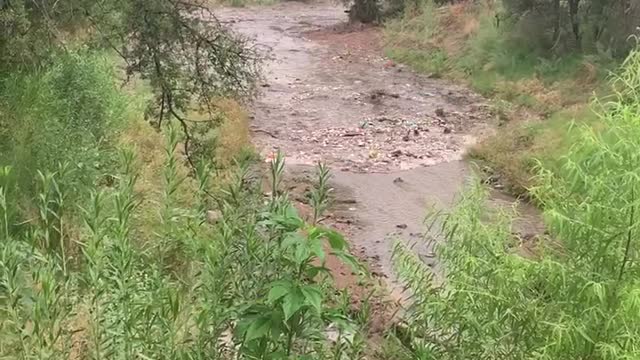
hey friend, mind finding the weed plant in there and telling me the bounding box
[392,46,640,359]
[0,130,366,358]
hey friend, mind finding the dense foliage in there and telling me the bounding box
[0,140,369,358]
[0,2,374,357]
[357,0,637,57]
[5,0,640,359]
[0,52,126,208]
[392,48,640,359]
[502,0,639,56]
[1,0,260,166]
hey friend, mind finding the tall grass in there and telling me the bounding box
[0,51,126,210]
[392,46,640,359]
[0,125,368,358]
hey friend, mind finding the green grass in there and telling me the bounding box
[0,51,127,209]
[385,47,450,77]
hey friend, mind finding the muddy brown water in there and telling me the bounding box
[218,2,542,295]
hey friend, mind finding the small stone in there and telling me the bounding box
[443,127,452,134]
[435,108,446,117]
[393,177,404,184]
[486,175,500,184]
[396,223,408,229]
[206,210,222,224]
[493,184,505,190]
[391,149,402,157]
[413,129,420,136]
[402,135,410,142]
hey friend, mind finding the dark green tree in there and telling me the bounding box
[0,0,261,165]
[502,0,638,56]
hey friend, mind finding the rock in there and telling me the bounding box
[402,134,410,142]
[435,108,446,117]
[413,129,420,136]
[337,198,357,204]
[206,210,222,224]
[493,183,505,190]
[396,223,408,229]
[391,149,402,157]
[393,177,404,184]
[325,326,340,343]
[443,127,452,134]
[342,131,363,137]
[486,175,500,184]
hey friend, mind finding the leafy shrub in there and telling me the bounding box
[0,134,367,358]
[502,0,640,57]
[393,46,640,359]
[0,51,126,206]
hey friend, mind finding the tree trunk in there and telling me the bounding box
[551,0,561,50]
[568,0,582,50]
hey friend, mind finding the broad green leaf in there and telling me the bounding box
[325,229,347,250]
[294,241,311,264]
[285,204,300,219]
[305,265,330,278]
[307,226,322,240]
[282,287,305,321]
[309,237,325,262]
[281,233,304,249]
[301,285,323,313]
[268,280,292,303]
[244,315,271,343]
[332,250,364,274]
[269,310,285,339]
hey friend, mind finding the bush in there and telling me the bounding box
[502,0,640,57]
[393,46,640,359]
[0,51,126,206]
[0,143,367,358]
